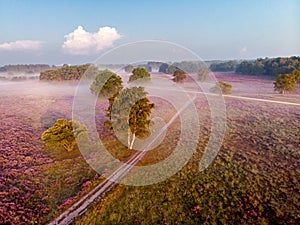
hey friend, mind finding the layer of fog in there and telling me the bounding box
[0,72,41,81]
[0,79,84,97]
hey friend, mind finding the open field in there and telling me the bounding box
[0,72,299,224]
[74,73,299,224]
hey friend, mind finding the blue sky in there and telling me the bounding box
[0,0,299,65]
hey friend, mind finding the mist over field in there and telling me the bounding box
[0,72,40,81]
[0,78,80,97]
[0,69,299,224]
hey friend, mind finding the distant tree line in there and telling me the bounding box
[0,64,53,74]
[208,56,300,77]
[235,57,300,76]
[210,60,238,72]
[159,61,206,74]
[39,64,98,81]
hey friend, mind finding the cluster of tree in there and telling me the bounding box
[56,67,152,151]
[95,68,154,149]
[0,64,52,74]
[273,70,300,94]
[39,64,98,81]
[210,81,232,94]
[209,60,238,72]
[236,57,300,76]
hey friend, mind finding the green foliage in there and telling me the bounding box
[210,60,238,72]
[41,118,88,152]
[105,87,154,149]
[292,69,300,83]
[210,81,232,94]
[128,67,151,82]
[172,69,186,83]
[90,70,123,97]
[273,73,297,94]
[198,68,210,82]
[236,56,300,76]
[40,64,98,81]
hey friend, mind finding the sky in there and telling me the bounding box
[0,0,299,65]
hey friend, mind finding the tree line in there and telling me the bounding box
[0,64,53,74]
[235,57,300,76]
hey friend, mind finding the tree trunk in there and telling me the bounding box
[127,128,131,149]
[129,133,136,150]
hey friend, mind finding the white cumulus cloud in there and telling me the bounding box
[0,40,42,51]
[62,25,122,55]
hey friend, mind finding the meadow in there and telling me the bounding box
[75,73,299,224]
[0,73,299,224]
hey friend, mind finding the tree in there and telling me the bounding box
[210,81,232,94]
[198,68,210,82]
[172,69,186,83]
[159,63,169,73]
[273,73,297,94]
[167,65,178,74]
[105,87,154,150]
[90,70,123,97]
[124,65,134,73]
[41,119,88,152]
[129,67,151,82]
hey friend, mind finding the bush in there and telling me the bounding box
[172,69,186,83]
[210,81,232,94]
[41,119,88,152]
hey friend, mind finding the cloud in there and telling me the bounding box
[62,25,122,55]
[240,46,247,54]
[0,40,42,51]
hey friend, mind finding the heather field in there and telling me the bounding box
[75,75,300,224]
[0,73,299,224]
[0,81,99,224]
